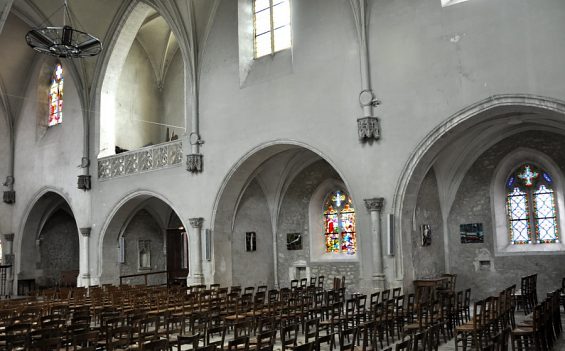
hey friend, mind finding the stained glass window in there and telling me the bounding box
[48,63,63,127]
[506,164,559,244]
[323,190,356,255]
[253,0,291,58]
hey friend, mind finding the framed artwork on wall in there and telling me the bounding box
[421,224,432,246]
[287,233,302,250]
[245,232,256,252]
[460,223,484,243]
[138,240,151,269]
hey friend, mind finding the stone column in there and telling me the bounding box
[364,197,385,290]
[3,233,14,257]
[3,234,14,296]
[79,228,91,287]
[187,217,204,285]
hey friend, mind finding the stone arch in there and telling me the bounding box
[210,140,358,289]
[393,94,565,286]
[97,0,189,157]
[97,190,188,285]
[17,189,80,288]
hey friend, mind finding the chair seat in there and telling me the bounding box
[455,323,479,332]
[511,327,534,335]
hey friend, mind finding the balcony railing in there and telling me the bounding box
[98,140,183,181]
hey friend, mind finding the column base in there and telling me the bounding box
[373,274,386,290]
[78,274,91,287]
[186,274,203,286]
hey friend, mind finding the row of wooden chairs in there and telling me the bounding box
[511,289,562,351]
[514,274,537,315]
[454,285,515,350]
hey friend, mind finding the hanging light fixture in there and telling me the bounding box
[25,0,102,58]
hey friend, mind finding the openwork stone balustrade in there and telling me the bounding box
[98,141,183,180]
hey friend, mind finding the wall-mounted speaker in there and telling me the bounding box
[205,229,212,261]
[386,214,394,256]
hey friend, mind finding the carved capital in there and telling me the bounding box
[80,157,90,168]
[77,175,91,191]
[3,190,15,204]
[80,227,91,237]
[364,197,384,212]
[3,234,14,242]
[186,154,203,173]
[189,217,204,229]
[3,176,14,187]
[357,116,380,141]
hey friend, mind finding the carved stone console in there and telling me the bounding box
[357,116,380,141]
[186,154,203,173]
[77,175,91,190]
[2,191,15,204]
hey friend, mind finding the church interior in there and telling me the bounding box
[0,0,564,349]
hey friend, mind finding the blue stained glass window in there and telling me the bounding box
[506,164,559,245]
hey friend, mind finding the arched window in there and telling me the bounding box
[506,164,559,245]
[323,190,356,255]
[48,63,63,127]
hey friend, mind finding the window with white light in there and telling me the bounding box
[441,0,471,7]
[253,0,291,58]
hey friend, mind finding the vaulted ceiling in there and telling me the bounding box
[0,0,220,127]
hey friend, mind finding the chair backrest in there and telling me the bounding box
[256,329,277,351]
[318,276,325,289]
[281,323,299,350]
[141,339,169,351]
[109,325,133,349]
[206,324,226,348]
[72,330,99,350]
[227,336,249,351]
[178,333,201,350]
[381,289,391,301]
[395,339,412,351]
[392,287,402,298]
[370,291,380,306]
[305,318,319,343]
[294,341,315,351]
[234,319,252,337]
[358,321,376,351]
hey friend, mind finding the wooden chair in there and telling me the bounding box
[107,325,133,351]
[206,324,226,349]
[5,322,32,350]
[71,330,100,351]
[455,299,485,351]
[281,323,300,351]
[253,329,276,351]
[141,339,169,351]
[355,321,377,351]
[339,326,358,351]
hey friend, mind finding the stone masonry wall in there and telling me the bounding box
[276,160,360,292]
[449,131,565,299]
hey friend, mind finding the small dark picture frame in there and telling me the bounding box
[245,232,256,252]
[421,224,432,246]
[460,223,484,243]
[287,233,302,250]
